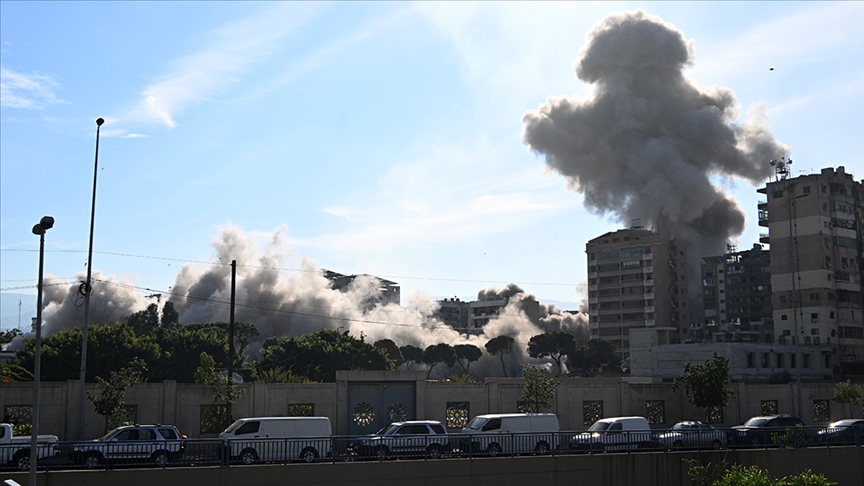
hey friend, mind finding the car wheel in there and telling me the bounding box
[13,451,30,471]
[375,446,389,461]
[300,447,318,463]
[534,441,550,455]
[426,444,442,459]
[239,449,258,465]
[152,451,169,467]
[486,443,502,457]
[84,452,102,469]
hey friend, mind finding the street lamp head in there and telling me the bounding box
[32,216,54,235]
[96,118,104,126]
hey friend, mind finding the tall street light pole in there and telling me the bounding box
[30,216,54,486]
[76,117,104,440]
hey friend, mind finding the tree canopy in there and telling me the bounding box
[485,335,515,377]
[454,344,482,374]
[87,358,146,431]
[833,380,864,417]
[399,344,425,370]
[567,338,622,376]
[520,364,558,413]
[527,331,576,373]
[672,353,735,423]
[423,343,457,378]
[258,329,393,382]
[374,339,404,369]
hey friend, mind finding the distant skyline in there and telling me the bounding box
[2,2,863,330]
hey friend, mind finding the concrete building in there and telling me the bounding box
[630,327,831,383]
[586,222,690,359]
[323,270,400,309]
[433,296,540,336]
[698,244,773,343]
[758,165,864,373]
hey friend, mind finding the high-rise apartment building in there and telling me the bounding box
[758,165,864,373]
[586,223,690,359]
[699,244,773,343]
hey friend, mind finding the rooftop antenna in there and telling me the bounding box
[770,156,793,181]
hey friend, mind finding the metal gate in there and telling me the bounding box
[347,382,416,436]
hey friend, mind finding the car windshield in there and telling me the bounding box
[829,420,861,428]
[671,423,692,431]
[744,418,769,427]
[588,421,610,432]
[376,424,401,436]
[223,420,246,434]
[98,427,124,441]
[466,417,488,431]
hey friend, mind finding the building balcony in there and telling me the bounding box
[759,233,770,244]
[588,272,598,278]
[588,259,597,266]
[589,297,598,304]
[643,292,654,300]
[644,306,655,313]
[588,285,597,291]
[643,266,654,274]
[644,319,656,327]
[588,310,599,317]
[589,322,600,330]
[643,279,654,286]
[757,200,767,209]
[643,253,654,261]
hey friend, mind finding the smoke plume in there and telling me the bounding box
[22,224,588,377]
[522,10,789,260]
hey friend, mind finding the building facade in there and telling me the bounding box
[758,166,864,373]
[698,244,773,343]
[586,223,690,359]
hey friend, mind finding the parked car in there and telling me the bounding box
[352,421,450,460]
[459,413,559,456]
[731,415,805,447]
[69,424,185,468]
[0,423,59,471]
[813,419,864,445]
[570,416,653,452]
[219,416,332,464]
[656,421,726,450]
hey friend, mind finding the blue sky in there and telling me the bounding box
[2,2,863,330]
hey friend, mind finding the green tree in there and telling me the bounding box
[160,301,180,328]
[567,338,623,376]
[832,380,864,418]
[672,353,735,423]
[527,331,576,373]
[485,335,516,377]
[454,344,483,374]
[423,343,457,379]
[126,303,160,336]
[195,352,244,407]
[374,339,404,369]
[399,344,425,370]
[87,358,147,431]
[249,364,315,384]
[520,364,558,413]
[0,328,22,346]
[0,362,32,383]
[258,329,392,382]
[148,325,231,382]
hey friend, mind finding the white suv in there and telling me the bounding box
[70,424,185,468]
[353,421,450,460]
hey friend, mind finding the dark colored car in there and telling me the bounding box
[656,421,726,450]
[731,415,805,447]
[813,419,864,445]
[70,424,186,468]
[352,421,450,460]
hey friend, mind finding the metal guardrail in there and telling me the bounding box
[2,426,862,472]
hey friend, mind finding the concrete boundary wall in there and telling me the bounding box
[0,371,853,439]
[5,448,863,486]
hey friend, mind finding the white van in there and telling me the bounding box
[219,416,332,464]
[460,413,559,456]
[570,416,652,452]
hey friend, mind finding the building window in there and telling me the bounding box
[803,186,811,194]
[200,405,228,434]
[646,401,665,424]
[772,190,784,199]
[747,353,754,368]
[776,354,784,368]
[811,328,819,335]
[760,400,778,416]
[583,401,604,426]
[781,314,788,321]
[288,404,315,417]
[791,354,797,368]
[803,354,810,368]
[446,402,469,429]
[813,400,830,422]
[762,353,770,368]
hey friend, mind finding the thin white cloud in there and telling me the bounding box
[0,67,67,109]
[121,3,322,129]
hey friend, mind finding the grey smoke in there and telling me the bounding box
[522,10,789,261]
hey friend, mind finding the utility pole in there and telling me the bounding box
[227,260,236,426]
